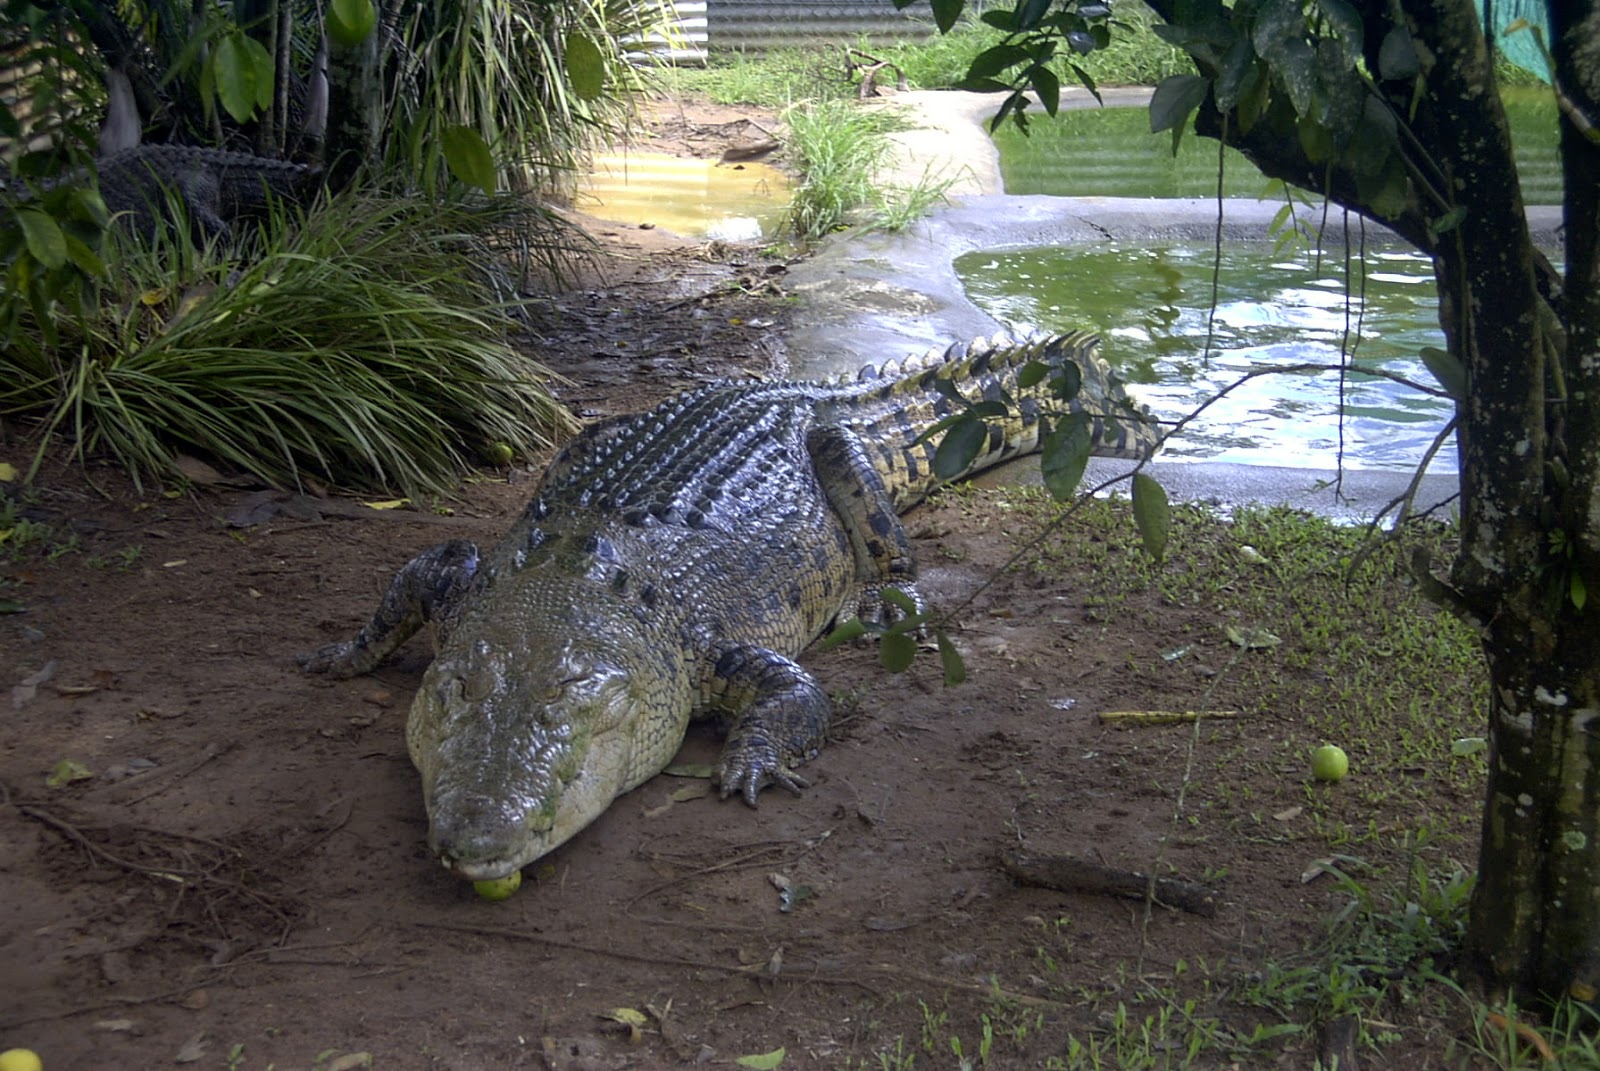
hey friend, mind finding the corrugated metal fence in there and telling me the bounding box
[643,0,937,64]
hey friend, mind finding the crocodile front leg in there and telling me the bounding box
[701,641,832,806]
[298,540,480,678]
[806,424,925,626]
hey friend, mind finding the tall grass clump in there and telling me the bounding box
[1,193,579,496]
[783,100,957,239]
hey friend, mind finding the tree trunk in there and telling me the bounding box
[1144,0,1600,1001]
[322,20,383,190]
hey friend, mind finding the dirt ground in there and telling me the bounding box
[1,100,1479,1071]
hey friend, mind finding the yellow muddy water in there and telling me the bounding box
[577,151,790,241]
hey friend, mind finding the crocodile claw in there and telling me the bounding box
[296,641,361,678]
[717,757,811,807]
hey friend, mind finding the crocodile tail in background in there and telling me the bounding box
[823,331,1159,511]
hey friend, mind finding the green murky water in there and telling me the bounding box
[993,88,1561,204]
[957,243,1457,471]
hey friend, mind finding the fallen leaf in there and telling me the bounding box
[1226,624,1281,649]
[174,1031,207,1063]
[12,659,57,706]
[327,1054,373,1071]
[47,759,94,787]
[173,454,228,485]
[662,763,714,779]
[162,559,188,568]
[602,1007,649,1043]
[95,1018,141,1033]
[1301,858,1337,883]
[362,499,410,511]
[0,461,16,482]
[736,1047,786,1069]
[1272,805,1303,822]
[669,783,708,803]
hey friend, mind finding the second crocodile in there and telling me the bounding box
[299,332,1157,881]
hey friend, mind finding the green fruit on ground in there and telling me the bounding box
[473,870,523,901]
[486,441,515,466]
[0,1048,44,1071]
[1311,744,1350,782]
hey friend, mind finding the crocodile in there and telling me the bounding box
[97,144,317,239]
[299,332,1157,881]
[9,144,318,240]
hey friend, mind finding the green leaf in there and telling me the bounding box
[1030,64,1061,117]
[15,207,66,269]
[1571,570,1587,611]
[966,44,1031,81]
[1429,205,1468,237]
[980,8,1017,31]
[817,617,869,651]
[326,0,377,47]
[1214,35,1256,111]
[442,126,497,194]
[933,414,989,479]
[1040,413,1091,500]
[1296,115,1333,164]
[930,0,963,33]
[1131,471,1170,562]
[1377,24,1419,80]
[1252,0,1316,115]
[1051,361,1082,403]
[881,632,918,673]
[880,587,920,615]
[213,33,273,124]
[566,33,605,102]
[936,629,966,686]
[1016,0,1052,31]
[1361,152,1411,220]
[1018,360,1050,389]
[1317,0,1364,59]
[1149,74,1208,134]
[1451,737,1487,757]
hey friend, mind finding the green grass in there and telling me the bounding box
[780,100,955,240]
[2,190,581,496]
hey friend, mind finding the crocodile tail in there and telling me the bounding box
[833,332,1158,509]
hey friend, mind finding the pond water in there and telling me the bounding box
[992,87,1561,204]
[577,151,791,241]
[956,242,1457,472]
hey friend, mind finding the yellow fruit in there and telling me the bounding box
[486,442,515,466]
[473,870,522,901]
[1311,744,1350,782]
[0,1048,44,1071]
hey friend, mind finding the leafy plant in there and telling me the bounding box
[1,190,578,495]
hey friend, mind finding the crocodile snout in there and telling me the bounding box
[427,791,548,881]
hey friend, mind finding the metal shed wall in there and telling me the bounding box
[707,0,936,55]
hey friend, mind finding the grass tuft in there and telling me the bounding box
[2,191,580,496]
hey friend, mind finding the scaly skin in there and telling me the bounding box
[30,144,318,239]
[299,332,1156,881]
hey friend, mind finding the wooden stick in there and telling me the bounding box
[1000,849,1220,918]
[1097,709,1237,726]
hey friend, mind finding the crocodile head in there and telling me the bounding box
[406,620,662,882]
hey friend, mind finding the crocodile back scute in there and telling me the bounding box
[534,332,1156,529]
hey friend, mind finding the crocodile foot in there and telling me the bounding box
[718,750,811,807]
